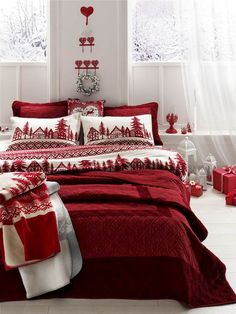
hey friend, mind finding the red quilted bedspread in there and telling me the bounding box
[0,169,235,308]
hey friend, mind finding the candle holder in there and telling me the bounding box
[166,113,178,134]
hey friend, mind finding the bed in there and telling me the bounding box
[0,101,235,308]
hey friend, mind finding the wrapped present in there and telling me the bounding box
[225,189,236,206]
[213,166,236,194]
[184,180,203,197]
[190,181,203,197]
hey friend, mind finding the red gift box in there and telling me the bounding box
[213,166,236,194]
[190,183,203,197]
[225,189,236,206]
[184,181,203,197]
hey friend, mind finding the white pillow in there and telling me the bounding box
[7,113,80,151]
[81,114,154,146]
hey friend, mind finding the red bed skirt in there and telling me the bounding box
[1,256,235,308]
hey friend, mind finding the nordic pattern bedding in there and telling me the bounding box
[0,146,235,307]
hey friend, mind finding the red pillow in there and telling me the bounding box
[12,100,68,118]
[104,102,163,145]
[67,99,105,116]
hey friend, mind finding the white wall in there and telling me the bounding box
[0,63,48,126]
[49,0,128,106]
[130,62,188,129]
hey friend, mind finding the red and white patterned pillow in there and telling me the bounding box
[81,114,154,146]
[68,99,105,116]
[7,113,80,151]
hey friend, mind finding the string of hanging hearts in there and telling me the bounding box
[75,60,99,74]
[79,37,95,52]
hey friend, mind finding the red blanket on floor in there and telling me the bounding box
[0,169,235,308]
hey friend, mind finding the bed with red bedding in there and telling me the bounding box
[0,145,235,308]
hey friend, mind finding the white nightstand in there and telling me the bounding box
[159,130,193,151]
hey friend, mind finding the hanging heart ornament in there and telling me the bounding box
[87,37,95,45]
[84,60,91,68]
[75,60,82,68]
[80,6,94,25]
[91,60,99,67]
[79,37,86,45]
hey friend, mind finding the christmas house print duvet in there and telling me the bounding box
[81,114,154,146]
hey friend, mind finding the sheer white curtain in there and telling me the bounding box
[178,0,236,166]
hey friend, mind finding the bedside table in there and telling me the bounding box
[159,130,193,150]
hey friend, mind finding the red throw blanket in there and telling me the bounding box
[0,172,60,269]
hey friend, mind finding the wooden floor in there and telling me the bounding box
[0,187,236,314]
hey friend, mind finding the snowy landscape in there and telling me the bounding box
[0,0,47,62]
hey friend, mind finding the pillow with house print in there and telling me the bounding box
[7,113,80,151]
[81,114,154,146]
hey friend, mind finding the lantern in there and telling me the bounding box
[203,153,217,185]
[177,137,197,174]
[198,168,207,191]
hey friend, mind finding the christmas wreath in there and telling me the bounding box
[76,72,100,96]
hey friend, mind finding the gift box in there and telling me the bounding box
[184,181,203,197]
[213,166,236,194]
[225,189,236,206]
[190,182,203,197]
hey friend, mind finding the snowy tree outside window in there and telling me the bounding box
[132,0,236,62]
[132,0,183,62]
[0,0,47,62]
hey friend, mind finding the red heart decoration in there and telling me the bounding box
[80,6,94,25]
[87,37,94,44]
[91,60,99,67]
[79,37,86,45]
[84,60,91,68]
[75,60,82,67]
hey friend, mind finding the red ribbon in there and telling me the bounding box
[221,165,236,192]
[223,165,236,174]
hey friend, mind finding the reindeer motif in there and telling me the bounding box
[85,108,95,115]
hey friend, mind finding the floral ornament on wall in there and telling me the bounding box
[76,72,100,96]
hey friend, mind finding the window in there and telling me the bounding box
[132,0,236,62]
[132,0,183,62]
[0,0,47,62]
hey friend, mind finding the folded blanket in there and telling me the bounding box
[0,172,60,269]
[0,172,46,204]
[19,184,82,299]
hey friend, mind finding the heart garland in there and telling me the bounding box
[80,6,94,25]
[75,60,99,74]
[79,37,95,52]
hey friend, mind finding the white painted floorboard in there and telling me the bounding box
[0,187,236,314]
